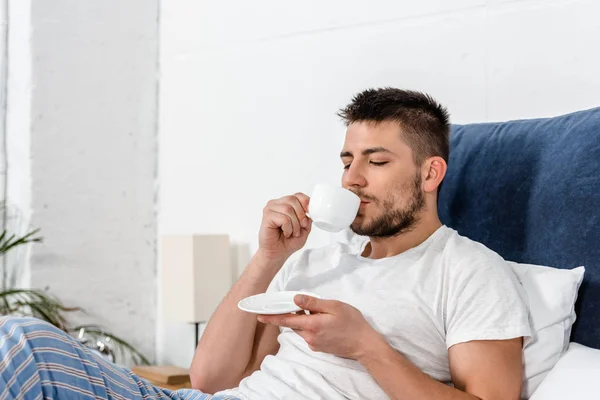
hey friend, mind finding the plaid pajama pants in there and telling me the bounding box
[0,317,240,400]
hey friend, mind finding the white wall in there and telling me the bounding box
[5,0,32,221]
[159,0,600,366]
[22,0,159,364]
[0,1,8,206]
[4,0,32,288]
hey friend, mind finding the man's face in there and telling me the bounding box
[340,121,425,237]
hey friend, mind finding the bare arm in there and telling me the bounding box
[189,193,311,393]
[239,312,281,380]
[448,338,524,400]
[359,336,523,400]
[190,251,283,392]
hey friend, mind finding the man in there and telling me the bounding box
[191,88,532,400]
[0,88,530,400]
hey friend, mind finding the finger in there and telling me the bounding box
[293,192,310,214]
[281,195,310,229]
[273,198,306,234]
[269,203,301,237]
[304,216,313,233]
[294,295,338,314]
[292,193,311,227]
[258,313,313,331]
[292,329,315,349]
[267,211,294,238]
[257,313,296,323]
[297,331,319,352]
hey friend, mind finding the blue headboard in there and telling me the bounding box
[439,108,600,349]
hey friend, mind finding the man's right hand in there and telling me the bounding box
[258,193,312,261]
[192,193,311,393]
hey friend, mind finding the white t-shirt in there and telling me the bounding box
[216,225,532,400]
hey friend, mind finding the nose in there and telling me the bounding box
[342,163,367,189]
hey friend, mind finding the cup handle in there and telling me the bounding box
[305,213,312,219]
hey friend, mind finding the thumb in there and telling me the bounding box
[294,295,333,313]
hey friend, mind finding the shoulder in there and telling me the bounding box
[440,227,515,282]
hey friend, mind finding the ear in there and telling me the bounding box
[421,157,447,193]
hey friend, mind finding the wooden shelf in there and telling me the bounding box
[132,365,192,390]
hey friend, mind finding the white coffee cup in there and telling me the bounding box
[307,184,360,232]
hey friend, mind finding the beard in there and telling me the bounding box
[350,173,425,238]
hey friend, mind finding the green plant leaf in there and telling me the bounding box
[0,289,79,332]
[0,227,148,366]
[0,228,43,256]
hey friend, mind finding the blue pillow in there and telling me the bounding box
[439,107,600,349]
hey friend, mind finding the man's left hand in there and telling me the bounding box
[257,295,382,360]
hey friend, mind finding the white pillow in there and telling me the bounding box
[508,262,585,399]
[529,342,600,400]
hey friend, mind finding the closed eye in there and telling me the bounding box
[344,161,388,169]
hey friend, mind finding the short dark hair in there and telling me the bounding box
[337,88,450,166]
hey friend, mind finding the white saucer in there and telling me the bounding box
[238,291,321,315]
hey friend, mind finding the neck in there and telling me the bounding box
[362,212,443,259]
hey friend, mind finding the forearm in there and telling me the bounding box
[190,250,285,392]
[358,335,480,400]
